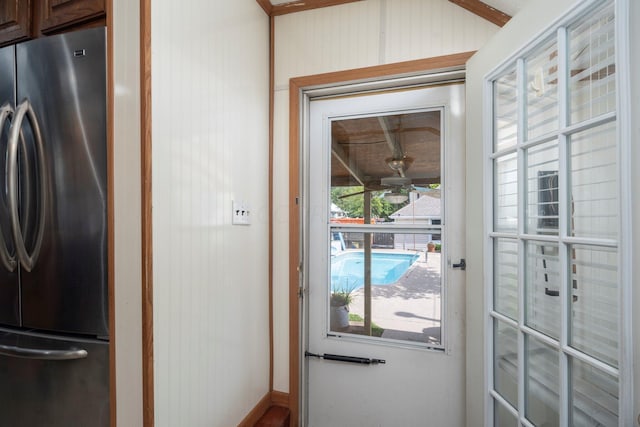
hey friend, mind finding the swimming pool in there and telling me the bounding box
[331,251,419,290]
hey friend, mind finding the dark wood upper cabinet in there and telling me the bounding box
[0,0,33,46]
[0,0,106,47]
[39,0,105,34]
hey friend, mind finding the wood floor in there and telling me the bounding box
[254,406,290,427]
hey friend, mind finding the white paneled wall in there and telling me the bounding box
[272,0,500,393]
[272,89,290,394]
[274,1,381,87]
[152,1,270,426]
[384,0,498,63]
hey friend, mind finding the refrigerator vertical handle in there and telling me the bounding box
[0,103,17,272]
[7,99,47,272]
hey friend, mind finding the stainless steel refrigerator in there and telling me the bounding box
[0,27,109,426]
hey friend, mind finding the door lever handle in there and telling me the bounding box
[545,288,560,297]
[452,259,466,270]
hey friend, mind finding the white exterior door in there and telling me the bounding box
[303,82,467,426]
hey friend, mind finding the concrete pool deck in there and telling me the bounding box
[347,251,442,344]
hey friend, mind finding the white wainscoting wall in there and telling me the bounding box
[151,1,271,426]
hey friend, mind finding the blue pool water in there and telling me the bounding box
[331,251,419,290]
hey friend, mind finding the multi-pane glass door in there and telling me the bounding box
[487,1,629,425]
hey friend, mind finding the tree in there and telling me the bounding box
[330,186,408,220]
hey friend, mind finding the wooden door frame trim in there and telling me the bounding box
[288,51,474,426]
[268,14,275,393]
[140,0,154,424]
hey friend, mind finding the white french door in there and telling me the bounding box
[486,1,633,425]
[302,82,466,426]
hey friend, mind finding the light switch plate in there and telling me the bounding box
[232,200,251,225]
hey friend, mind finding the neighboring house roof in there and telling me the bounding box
[390,193,441,219]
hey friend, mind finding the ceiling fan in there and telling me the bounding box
[380,176,413,204]
[337,157,413,201]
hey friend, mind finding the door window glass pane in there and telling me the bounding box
[525,39,558,140]
[568,2,615,124]
[525,335,559,427]
[525,241,560,340]
[329,232,441,345]
[494,319,518,408]
[494,69,518,152]
[526,141,559,235]
[570,357,618,426]
[569,122,617,240]
[493,238,518,320]
[327,109,445,346]
[329,111,441,227]
[569,245,618,367]
[494,154,518,233]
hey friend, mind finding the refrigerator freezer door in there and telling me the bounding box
[16,28,108,337]
[0,45,20,327]
[0,328,109,426]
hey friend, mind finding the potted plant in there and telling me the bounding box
[330,283,355,331]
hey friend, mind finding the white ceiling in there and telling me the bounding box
[481,0,528,17]
[268,0,528,17]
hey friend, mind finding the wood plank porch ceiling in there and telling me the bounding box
[330,111,442,189]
